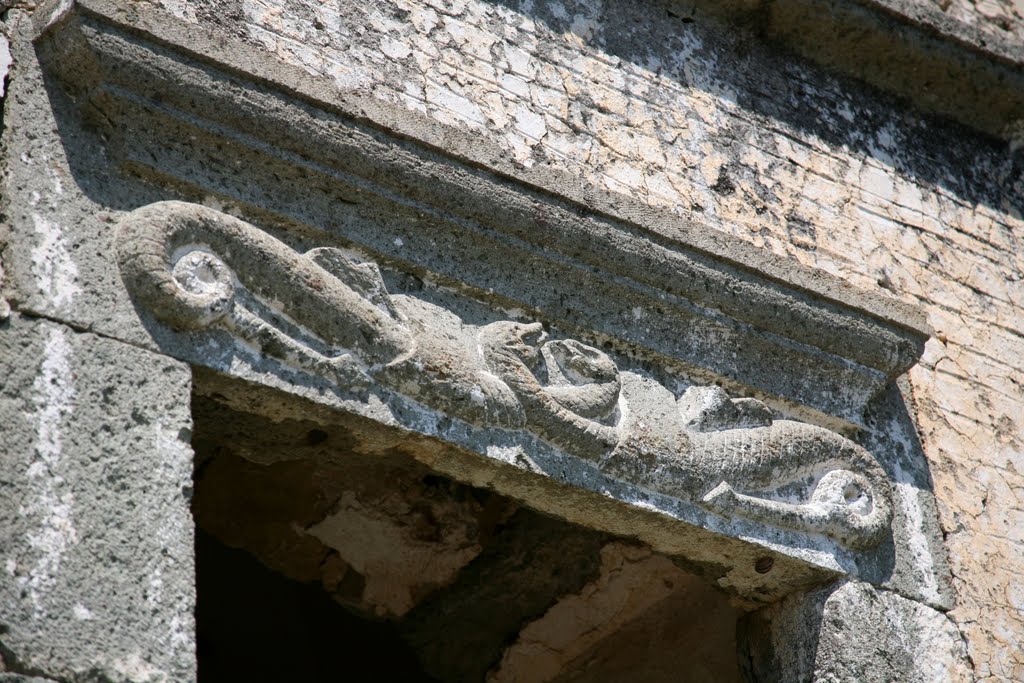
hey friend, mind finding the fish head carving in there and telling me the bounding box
[544,339,618,385]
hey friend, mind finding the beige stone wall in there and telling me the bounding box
[938,0,1024,46]
[162,0,1023,678]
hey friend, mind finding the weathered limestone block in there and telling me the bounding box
[0,315,195,683]
[740,579,972,683]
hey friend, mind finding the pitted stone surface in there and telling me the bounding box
[741,579,972,682]
[0,315,195,683]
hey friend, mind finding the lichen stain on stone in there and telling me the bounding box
[19,325,77,620]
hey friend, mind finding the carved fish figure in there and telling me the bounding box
[118,200,892,548]
[478,323,892,549]
[677,386,893,549]
[479,321,620,461]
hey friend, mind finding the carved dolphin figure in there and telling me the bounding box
[117,201,526,426]
[117,201,413,378]
[480,324,893,549]
[678,387,893,549]
[479,321,620,461]
[542,339,621,419]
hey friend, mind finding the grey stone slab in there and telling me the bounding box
[739,579,971,682]
[123,194,903,602]
[0,9,168,350]
[858,382,956,611]
[0,314,195,683]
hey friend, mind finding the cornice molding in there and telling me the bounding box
[34,0,930,429]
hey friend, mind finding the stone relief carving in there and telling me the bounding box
[117,201,893,548]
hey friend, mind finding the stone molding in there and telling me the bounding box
[34,0,929,430]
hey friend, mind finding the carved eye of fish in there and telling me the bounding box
[560,342,617,383]
[811,470,874,516]
[514,322,546,347]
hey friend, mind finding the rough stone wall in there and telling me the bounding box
[151,0,1024,678]
[0,10,197,682]
[930,0,1024,46]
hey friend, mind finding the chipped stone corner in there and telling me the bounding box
[740,579,972,683]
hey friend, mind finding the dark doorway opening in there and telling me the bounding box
[190,389,742,682]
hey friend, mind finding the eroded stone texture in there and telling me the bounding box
[148,0,1021,675]
[0,314,195,683]
[740,579,972,682]
[124,200,897,551]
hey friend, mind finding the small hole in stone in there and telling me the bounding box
[755,557,774,574]
[843,484,861,503]
[306,428,329,446]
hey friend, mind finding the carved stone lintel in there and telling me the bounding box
[118,201,893,549]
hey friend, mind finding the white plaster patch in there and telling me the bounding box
[425,81,487,126]
[892,463,942,606]
[73,602,94,620]
[381,36,412,60]
[31,215,80,312]
[18,327,77,620]
[110,651,169,683]
[513,103,546,141]
[0,35,11,99]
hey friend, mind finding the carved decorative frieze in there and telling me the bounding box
[119,201,893,549]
